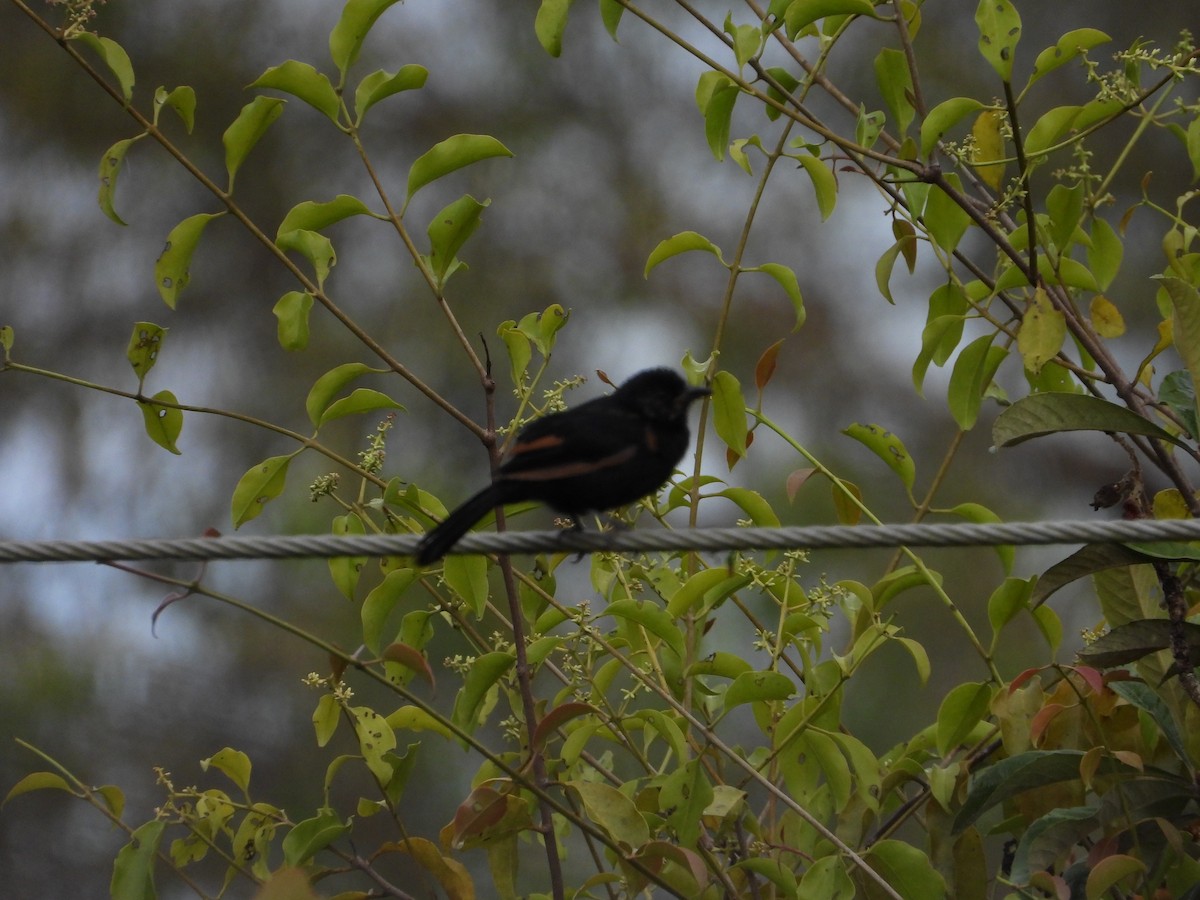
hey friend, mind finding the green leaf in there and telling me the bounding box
[974,0,1021,83]
[329,0,404,77]
[662,760,712,850]
[222,96,286,191]
[497,320,532,387]
[874,47,915,136]
[312,694,339,747]
[796,152,837,220]
[70,34,135,102]
[451,651,516,737]
[993,392,1189,450]
[875,234,917,303]
[1023,104,1081,158]
[913,314,966,394]
[126,322,167,383]
[1108,679,1190,765]
[1017,288,1066,375]
[1045,182,1085,253]
[354,64,428,122]
[282,813,351,867]
[842,423,916,492]
[856,105,886,150]
[565,780,650,849]
[724,15,763,70]
[137,389,183,455]
[763,66,800,121]
[277,194,374,237]
[1078,619,1200,668]
[329,513,367,601]
[273,291,314,351]
[1032,604,1062,652]
[534,0,574,57]
[319,388,404,425]
[1162,276,1200,432]
[348,705,397,782]
[937,681,994,756]
[250,60,340,122]
[987,576,1034,637]
[954,750,1126,833]
[746,262,806,330]
[948,501,1013,573]
[200,747,252,793]
[1027,28,1111,89]
[925,174,972,253]
[1087,217,1123,291]
[152,85,196,132]
[644,231,725,277]
[1188,117,1200,182]
[668,568,749,619]
[782,0,878,37]
[947,333,1007,430]
[1086,856,1147,898]
[1158,370,1196,438]
[110,820,165,900]
[3,772,76,805]
[715,487,781,527]
[230,454,294,528]
[736,858,800,895]
[920,97,983,158]
[699,76,739,161]
[405,134,513,207]
[1031,543,1150,607]
[723,671,795,709]
[711,370,749,461]
[97,137,139,225]
[277,229,336,288]
[866,839,947,900]
[427,194,489,288]
[444,554,490,618]
[599,0,624,39]
[155,212,224,308]
[306,362,382,428]
[606,599,686,660]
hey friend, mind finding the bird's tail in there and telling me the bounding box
[415,484,506,565]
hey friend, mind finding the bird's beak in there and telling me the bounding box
[684,385,712,404]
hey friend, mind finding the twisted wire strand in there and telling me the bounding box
[2,518,1200,563]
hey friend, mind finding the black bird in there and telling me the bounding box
[415,368,710,565]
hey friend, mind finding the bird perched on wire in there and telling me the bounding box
[414,368,710,565]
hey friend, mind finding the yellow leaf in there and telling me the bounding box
[1017,288,1066,374]
[971,110,1006,191]
[1152,489,1190,520]
[1089,295,1125,338]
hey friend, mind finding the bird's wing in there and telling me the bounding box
[498,400,641,482]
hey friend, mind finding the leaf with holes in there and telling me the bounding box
[155,212,225,308]
[97,137,141,226]
[126,322,167,383]
[137,390,182,455]
[975,0,1021,83]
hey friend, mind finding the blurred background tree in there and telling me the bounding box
[1,0,1197,895]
